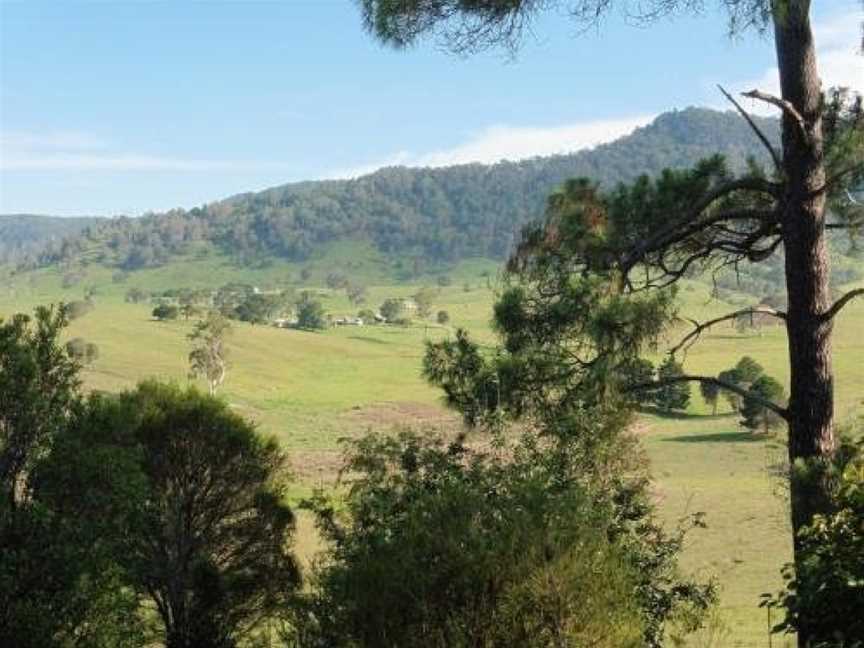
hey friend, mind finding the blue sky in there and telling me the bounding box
[1,0,861,216]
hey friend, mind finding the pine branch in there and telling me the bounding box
[670,306,787,356]
[742,89,808,140]
[822,288,864,322]
[718,84,782,171]
[628,374,789,420]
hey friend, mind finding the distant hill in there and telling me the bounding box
[8,108,781,273]
[0,214,103,265]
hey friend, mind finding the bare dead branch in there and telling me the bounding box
[628,374,789,420]
[742,89,808,139]
[670,306,787,356]
[718,84,782,171]
[822,288,864,322]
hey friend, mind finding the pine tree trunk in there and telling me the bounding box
[774,4,837,646]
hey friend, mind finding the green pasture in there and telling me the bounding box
[1,254,862,647]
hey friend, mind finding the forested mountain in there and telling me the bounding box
[0,214,102,265]
[9,108,782,271]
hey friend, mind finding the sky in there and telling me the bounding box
[0,0,861,216]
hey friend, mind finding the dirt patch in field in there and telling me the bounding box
[289,450,344,484]
[342,400,462,432]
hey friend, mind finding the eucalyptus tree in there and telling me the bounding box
[361,2,863,645]
[188,311,231,396]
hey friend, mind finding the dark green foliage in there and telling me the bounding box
[64,382,301,648]
[716,356,765,414]
[233,293,284,325]
[436,309,450,324]
[297,429,646,648]
[735,355,764,384]
[357,308,377,324]
[717,367,745,411]
[151,303,179,320]
[699,379,721,414]
[296,292,327,330]
[422,329,501,426]
[762,436,864,645]
[0,306,142,647]
[379,297,406,322]
[617,357,656,405]
[654,358,691,413]
[740,375,786,433]
[65,337,99,364]
[0,305,80,501]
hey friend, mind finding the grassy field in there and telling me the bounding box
[2,251,862,647]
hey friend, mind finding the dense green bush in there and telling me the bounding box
[763,436,864,646]
[295,430,645,648]
[151,303,179,320]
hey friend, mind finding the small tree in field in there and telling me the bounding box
[379,297,406,322]
[653,358,690,413]
[188,311,231,396]
[717,368,745,412]
[152,303,179,321]
[699,379,721,415]
[741,375,786,434]
[296,293,328,330]
[436,309,450,325]
[412,286,437,319]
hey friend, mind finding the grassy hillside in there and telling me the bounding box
[2,254,862,646]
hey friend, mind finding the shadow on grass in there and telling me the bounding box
[663,431,766,444]
[347,335,389,345]
[637,405,736,421]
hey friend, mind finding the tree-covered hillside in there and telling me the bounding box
[22,108,781,272]
[0,214,101,265]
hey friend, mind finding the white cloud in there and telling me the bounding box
[2,152,243,172]
[0,130,109,153]
[0,130,298,173]
[721,8,862,116]
[330,115,653,179]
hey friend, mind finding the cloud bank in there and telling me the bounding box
[330,115,654,179]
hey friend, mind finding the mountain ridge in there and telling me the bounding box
[3,107,779,271]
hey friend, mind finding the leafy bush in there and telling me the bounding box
[296,293,327,330]
[151,303,179,321]
[296,430,646,648]
[654,357,690,412]
[762,436,864,646]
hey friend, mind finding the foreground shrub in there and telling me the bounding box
[292,425,710,647]
[763,436,864,646]
[37,382,302,648]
